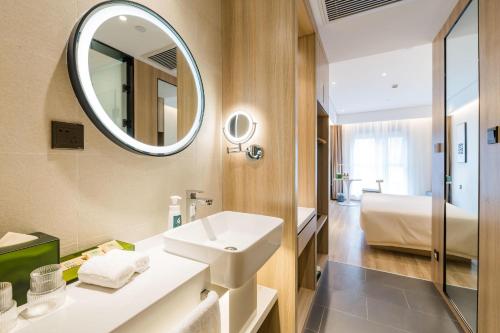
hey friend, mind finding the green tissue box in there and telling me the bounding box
[0,232,60,305]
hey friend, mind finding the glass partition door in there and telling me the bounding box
[444,0,479,331]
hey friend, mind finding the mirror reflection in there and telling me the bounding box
[444,0,479,330]
[228,114,251,140]
[88,14,197,147]
[223,112,255,144]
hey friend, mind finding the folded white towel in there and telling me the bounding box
[106,249,150,273]
[78,255,135,289]
[171,291,221,333]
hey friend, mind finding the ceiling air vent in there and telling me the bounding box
[148,47,177,70]
[324,0,402,21]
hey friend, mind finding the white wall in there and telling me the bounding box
[449,100,479,216]
[0,0,222,256]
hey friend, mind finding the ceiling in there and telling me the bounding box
[307,0,458,116]
[309,0,458,62]
[93,15,177,75]
[330,44,432,114]
[95,16,173,60]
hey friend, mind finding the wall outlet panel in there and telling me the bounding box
[51,121,84,149]
[487,126,498,144]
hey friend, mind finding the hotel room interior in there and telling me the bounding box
[0,0,498,332]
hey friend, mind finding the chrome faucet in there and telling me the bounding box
[186,190,213,223]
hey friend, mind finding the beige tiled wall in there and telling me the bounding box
[0,0,222,255]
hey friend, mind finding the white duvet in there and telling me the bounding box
[360,193,478,259]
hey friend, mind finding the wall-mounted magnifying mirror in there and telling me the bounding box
[67,1,204,156]
[223,111,256,144]
[444,0,479,331]
[223,111,263,160]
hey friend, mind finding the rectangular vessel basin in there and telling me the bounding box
[163,211,283,289]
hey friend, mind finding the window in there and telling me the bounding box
[342,118,431,198]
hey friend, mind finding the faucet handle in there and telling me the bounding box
[186,189,204,199]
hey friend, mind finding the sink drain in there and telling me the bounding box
[224,246,237,251]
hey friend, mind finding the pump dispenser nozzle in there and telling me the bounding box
[170,195,181,205]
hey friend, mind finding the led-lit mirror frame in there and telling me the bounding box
[67,1,205,156]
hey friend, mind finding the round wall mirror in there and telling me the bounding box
[223,111,256,144]
[67,1,204,156]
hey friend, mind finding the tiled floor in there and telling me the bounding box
[305,261,463,333]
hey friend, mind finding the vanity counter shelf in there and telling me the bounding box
[297,207,316,257]
[297,207,316,234]
[13,234,210,333]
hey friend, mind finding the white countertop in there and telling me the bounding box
[297,207,316,234]
[15,234,209,333]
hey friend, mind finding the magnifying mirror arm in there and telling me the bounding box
[226,143,243,154]
[226,143,264,160]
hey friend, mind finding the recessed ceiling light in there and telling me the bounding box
[135,25,146,33]
[381,72,387,77]
[332,82,336,85]
[119,15,127,22]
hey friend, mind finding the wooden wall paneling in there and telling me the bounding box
[317,109,330,216]
[297,235,316,332]
[297,0,314,38]
[316,215,328,267]
[297,34,317,209]
[431,0,479,331]
[478,0,500,331]
[134,59,177,145]
[431,27,446,292]
[298,235,316,290]
[257,303,280,333]
[176,49,197,139]
[222,0,297,332]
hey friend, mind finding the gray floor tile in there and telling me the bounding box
[314,287,367,318]
[305,303,325,332]
[446,285,477,331]
[403,310,463,333]
[366,269,437,295]
[319,264,366,292]
[319,308,407,333]
[305,262,462,333]
[405,289,455,319]
[361,281,408,307]
[367,297,461,333]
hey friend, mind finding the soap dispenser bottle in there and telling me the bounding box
[168,196,182,229]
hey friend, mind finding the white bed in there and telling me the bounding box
[360,193,478,259]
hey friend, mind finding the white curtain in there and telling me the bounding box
[342,118,432,198]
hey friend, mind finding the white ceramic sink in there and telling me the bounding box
[163,211,283,289]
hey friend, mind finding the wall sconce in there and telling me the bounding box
[223,111,263,160]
